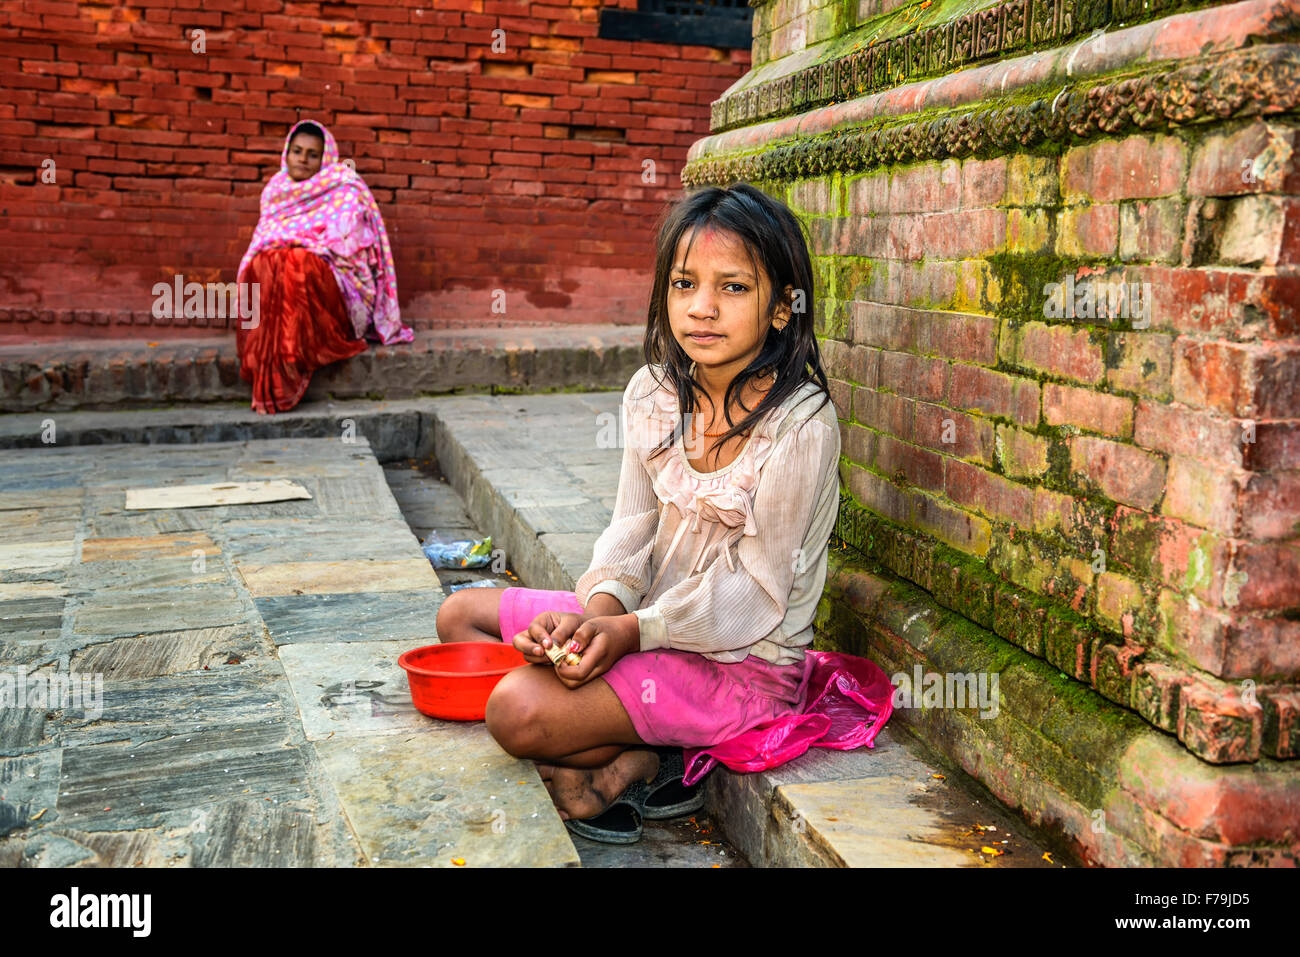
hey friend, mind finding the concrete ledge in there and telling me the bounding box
[0,324,644,413]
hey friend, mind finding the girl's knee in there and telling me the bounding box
[434,588,500,643]
[485,671,543,757]
[434,590,473,642]
[434,593,459,640]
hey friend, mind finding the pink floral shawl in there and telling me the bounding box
[237,120,413,345]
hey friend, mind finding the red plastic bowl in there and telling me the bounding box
[398,642,527,721]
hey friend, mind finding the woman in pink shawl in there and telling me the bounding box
[236,120,413,414]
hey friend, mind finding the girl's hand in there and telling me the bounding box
[551,614,640,690]
[512,611,584,664]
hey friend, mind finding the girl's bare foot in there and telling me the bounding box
[534,761,558,800]
[547,749,659,821]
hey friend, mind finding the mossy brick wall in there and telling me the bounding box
[685,0,1300,770]
[0,0,748,340]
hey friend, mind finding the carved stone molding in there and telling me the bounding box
[714,0,1214,132]
[686,44,1300,187]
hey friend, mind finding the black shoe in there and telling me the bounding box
[642,747,705,821]
[564,778,648,845]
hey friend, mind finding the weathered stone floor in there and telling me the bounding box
[0,437,577,867]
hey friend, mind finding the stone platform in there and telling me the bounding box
[0,396,1077,867]
[0,436,579,867]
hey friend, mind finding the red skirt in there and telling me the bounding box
[236,247,368,414]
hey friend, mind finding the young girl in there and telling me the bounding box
[435,183,841,843]
[236,120,412,414]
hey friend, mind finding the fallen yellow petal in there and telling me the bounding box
[980,846,1005,856]
[1042,851,1054,864]
[931,773,945,780]
[31,808,47,821]
[451,857,466,866]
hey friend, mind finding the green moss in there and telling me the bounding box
[1043,435,1073,487]
[986,252,1091,323]
[932,608,1022,673]
[1182,535,1217,592]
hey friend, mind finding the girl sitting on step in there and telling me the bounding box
[235,120,412,415]
[435,183,842,844]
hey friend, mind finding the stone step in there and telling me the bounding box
[0,323,644,413]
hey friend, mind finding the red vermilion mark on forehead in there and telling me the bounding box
[678,225,748,275]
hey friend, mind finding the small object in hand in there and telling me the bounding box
[543,640,582,669]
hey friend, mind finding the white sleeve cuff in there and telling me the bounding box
[584,580,641,616]
[634,606,669,651]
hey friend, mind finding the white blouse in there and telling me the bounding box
[574,362,842,665]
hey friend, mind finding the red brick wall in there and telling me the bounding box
[0,0,749,339]
[801,122,1300,761]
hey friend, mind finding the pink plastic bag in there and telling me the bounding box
[682,650,895,787]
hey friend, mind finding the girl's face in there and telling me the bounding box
[286,132,324,181]
[667,225,792,383]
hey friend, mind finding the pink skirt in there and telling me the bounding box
[498,586,815,749]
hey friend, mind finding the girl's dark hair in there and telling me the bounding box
[640,181,832,470]
[290,121,325,145]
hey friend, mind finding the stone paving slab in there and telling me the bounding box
[0,540,77,573]
[314,727,578,868]
[0,582,66,600]
[772,778,987,867]
[80,533,220,562]
[69,625,268,680]
[71,586,250,639]
[430,391,622,593]
[0,488,84,509]
[65,557,230,593]
[219,519,421,564]
[0,435,579,868]
[56,733,317,838]
[278,639,436,741]
[237,558,436,598]
[256,592,440,646]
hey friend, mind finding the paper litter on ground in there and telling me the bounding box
[124,480,313,510]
